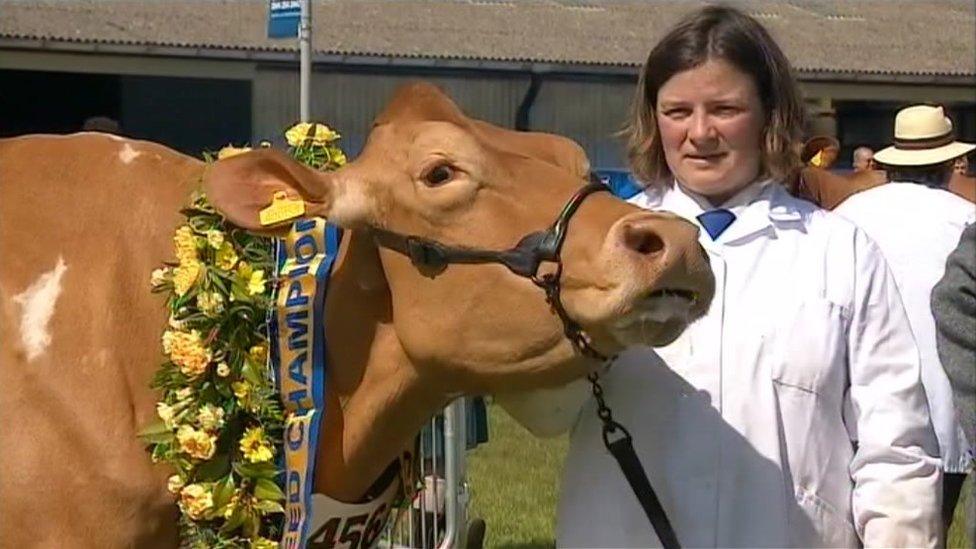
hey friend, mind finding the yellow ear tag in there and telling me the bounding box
[259,191,305,226]
[809,150,824,168]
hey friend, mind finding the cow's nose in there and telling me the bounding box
[618,217,667,257]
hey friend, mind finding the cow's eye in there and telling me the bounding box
[424,164,455,186]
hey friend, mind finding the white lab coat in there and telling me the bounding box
[835,182,975,473]
[555,181,942,548]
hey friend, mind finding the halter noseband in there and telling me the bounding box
[370,173,611,361]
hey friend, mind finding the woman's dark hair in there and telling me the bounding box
[625,4,806,187]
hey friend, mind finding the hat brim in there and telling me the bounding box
[874,141,976,167]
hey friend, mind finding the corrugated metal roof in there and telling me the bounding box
[1,0,973,77]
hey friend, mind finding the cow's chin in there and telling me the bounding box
[607,293,698,348]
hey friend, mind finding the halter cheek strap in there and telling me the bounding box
[370,177,609,279]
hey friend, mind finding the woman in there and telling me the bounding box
[556,6,941,547]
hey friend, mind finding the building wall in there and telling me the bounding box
[253,66,529,155]
[253,66,637,168]
[4,49,973,171]
[529,77,634,169]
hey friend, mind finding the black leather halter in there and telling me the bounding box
[371,173,611,361]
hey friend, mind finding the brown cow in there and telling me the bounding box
[948,171,976,203]
[0,82,714,547]
[793,166,887,210]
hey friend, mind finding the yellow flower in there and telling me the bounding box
[161,330,176,354]
[167,474,185,494]
[156,402,176,427]
[217,145,251,160]
[196,404,225,431]
[178,483,214,520]
[216,361,231,377]
[249,344,268,365]
[240,426,274,463]
[176,425,217,460]
[285,122,340,147]
[167,314,187,331]
[168,330,212,378]
[232,381,251,401]
[215,242,239,271]
[150,267,170,289]
[173,260,202,297]
[176,387,194,401]
[329,147,347,167]
[197,291,225,317]
[251,537,278,549]
[206,229,225,250]
[173,226,198,264]
[247,270,266,296]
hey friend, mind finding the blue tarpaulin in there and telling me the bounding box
[595,168,643,200]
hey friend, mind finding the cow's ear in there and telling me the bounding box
[204,148,334,236]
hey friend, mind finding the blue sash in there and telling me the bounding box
[270,219,342,548]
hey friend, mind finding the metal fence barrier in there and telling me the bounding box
[382,398,473,548]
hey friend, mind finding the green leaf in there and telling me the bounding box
[241,359,264,387]
[137,420,174,444]
[253,478,285,502]
[219,507,246,534]
[212,475,235,510]
[242,509,261,538]
[210,272,230,294]
[233,460,280,480]
[253,499,285,514]
[195,453,231,481]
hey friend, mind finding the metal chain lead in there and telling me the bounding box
[587,370,615,425]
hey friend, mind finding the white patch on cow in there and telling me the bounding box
[12,257,68,361]
[119,143,142,164]
[77,131,125,142]
[609,293,695,347]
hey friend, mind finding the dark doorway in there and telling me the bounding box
[0,69,251,156]
[0,69,121,137]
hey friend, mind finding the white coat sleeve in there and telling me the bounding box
[846,229,942,547]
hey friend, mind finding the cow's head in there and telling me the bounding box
[206,83,713,392]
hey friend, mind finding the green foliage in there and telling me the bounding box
[140,124,347,547]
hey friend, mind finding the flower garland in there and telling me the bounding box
[140,123,347,548]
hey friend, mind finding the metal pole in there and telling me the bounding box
[437,399,466,549]
[299,0,311,122]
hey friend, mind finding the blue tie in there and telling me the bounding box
[697,209,736,240]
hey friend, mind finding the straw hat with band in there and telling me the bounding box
[875,104,976,167]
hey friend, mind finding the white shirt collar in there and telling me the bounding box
[676,178,773,218]
[629,178,801,245]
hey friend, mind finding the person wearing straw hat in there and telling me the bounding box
[836,104,976,536]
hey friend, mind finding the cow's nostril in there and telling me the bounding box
[622,222,666,255]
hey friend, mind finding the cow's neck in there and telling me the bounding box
[312,230,446,503]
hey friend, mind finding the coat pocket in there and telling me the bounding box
[767,298,858,546]
[766,297,849,397]
[790,485,859,548]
